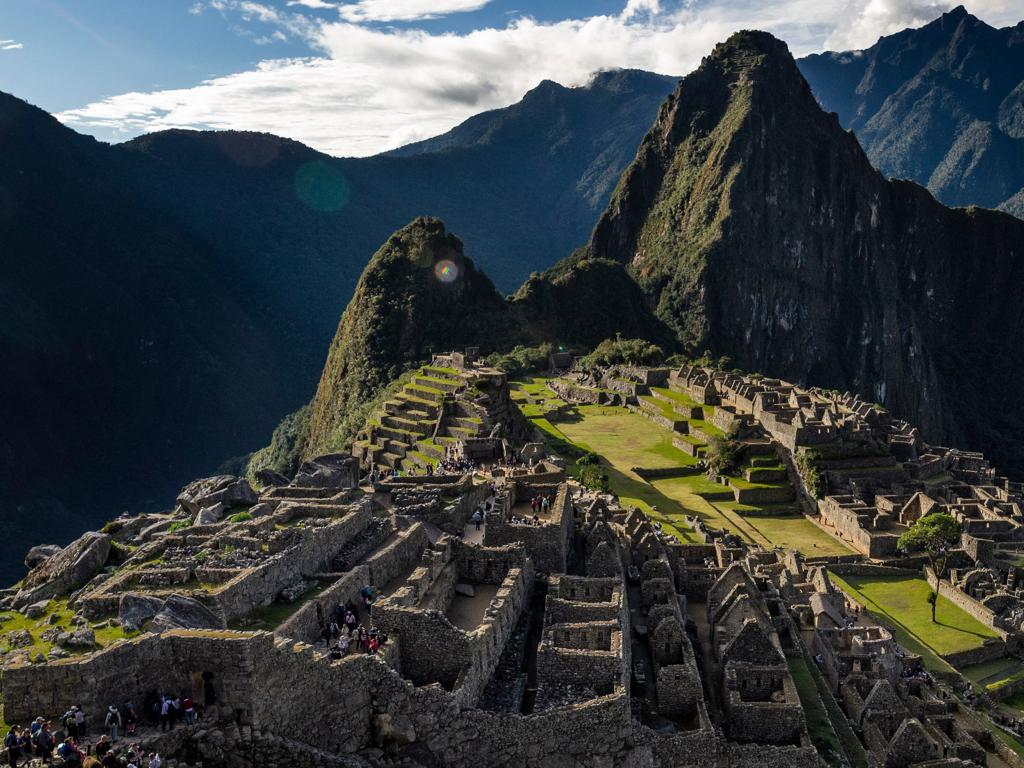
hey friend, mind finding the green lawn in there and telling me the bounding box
[830,574,999,662]
[963,658,1024,693]
[520,396,854,556]
[0,599,137,660]
[788,657,846,766]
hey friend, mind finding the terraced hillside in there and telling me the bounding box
[352,363,513,472]
[513,375,852,558]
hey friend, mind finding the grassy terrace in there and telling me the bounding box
[0,598,137,659]
[515,384,854,556]
[830,574,999,669]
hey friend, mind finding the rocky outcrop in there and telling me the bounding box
[119,593,167,632]
[292,454,359,489]
[24,544,62,570]
[149,594,224,633]
[16,532,111,606]
[176,475,257,516]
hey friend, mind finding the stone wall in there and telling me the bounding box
[484,483,572,574]
[276,522,430,643]
[212,506,374,621]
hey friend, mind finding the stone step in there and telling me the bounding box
[416,440,444,460]
[421,366,466,383]
[377,425,418,445]
[414,375,463,393]
[446,425,477,439]
[381,414,431,435]
[451,415,482,431]
[381,451,404,468]
[404,384,446,402]
[384,439,408,458]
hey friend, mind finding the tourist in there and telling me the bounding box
[32,721,53,763]
[368,635,379,654]
[5,725,23,768]
[74,706,88,740]
[57,737,85,766]
[471,508,483,530]
[123,703,137,736]
[182,696,195,726]
[95,736,112,758]
[147,753,162,768]
[159,696,172,732]
[105,704,122,742]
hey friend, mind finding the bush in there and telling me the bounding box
[796,452,825,499]
[229,511,253,523]
[167,520,192,533]
[581,335,664,369]
[485,343,554,377]
[577,463,610,493]
[707,435,741,476]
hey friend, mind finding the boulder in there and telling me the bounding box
[176,475,257,517]
[292,454,359,490]
[140,519,176,541]
[24,544,63,570]
[150,594,224,633]
[58,628,95,648]
[454,583,476,597]
[194,502,227,527]
[15,532,111,606]
[248,503,274,519]
[24,600,50,619]
[255,469,289,488]
[372,713,416,748]
[119,593,166,632]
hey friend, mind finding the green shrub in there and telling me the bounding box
[796,452,825,499]
[485,343,554,376]
[577,463,610,493]
[167,520,192,533]
[229,511,253,523]
[581,335,664,369]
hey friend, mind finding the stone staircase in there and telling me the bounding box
[351,365,493,473]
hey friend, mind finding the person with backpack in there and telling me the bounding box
[32,722,53,764]
[104,705,122,742]
[5,726,23,768]
[159,696,172,732]
[61,708,79,741]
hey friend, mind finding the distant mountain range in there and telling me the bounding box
[798,5,1024,217]
[0,69,675,582]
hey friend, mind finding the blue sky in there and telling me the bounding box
[0,0,1018,156]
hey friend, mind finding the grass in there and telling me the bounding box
[519,393,854,556]
[963,658,1024,692]
[230,584,327,631]
[788,657,844,765]
[0,599,137,661]
[830,574,998,663]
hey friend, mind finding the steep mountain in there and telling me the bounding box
[0,71,673,580]
[0,95,294,583]
[301,218,512,460]
[797,6,1024,216]
[548,29,1024,475]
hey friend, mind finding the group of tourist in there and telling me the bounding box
[319,598,389,660]
[4,718,163,768]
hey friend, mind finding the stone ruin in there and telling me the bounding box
[9,353,1024,768]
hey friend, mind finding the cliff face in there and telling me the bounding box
[586,31,1024,473]
[302,218,511,459]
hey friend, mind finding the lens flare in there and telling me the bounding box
[434,259,458,283]
[294,160,351,212]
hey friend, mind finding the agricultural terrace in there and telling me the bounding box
[512,378,854,557]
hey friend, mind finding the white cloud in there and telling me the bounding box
[55,0,1024,157]
[337,0,493,22]
[825,0,951,49]
[0,39,23,50]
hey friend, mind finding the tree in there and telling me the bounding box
[897,512,963,622]
[576,452,610,493]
